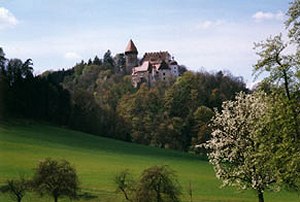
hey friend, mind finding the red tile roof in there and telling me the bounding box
[132,61,152,73]
[125,39,138,54]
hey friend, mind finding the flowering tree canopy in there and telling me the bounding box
[205,92,278,202]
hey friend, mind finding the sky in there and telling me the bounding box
[0,0,292,87]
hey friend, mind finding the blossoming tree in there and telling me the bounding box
[205,92,278,202]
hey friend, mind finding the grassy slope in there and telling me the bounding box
[0,122,299,202]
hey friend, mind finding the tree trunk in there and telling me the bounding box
[155,185,161,202]
[282,69,291,101]
[257,189,264,202]
[121,188,130,201]
[156,191,161,202]
[54,195,58,202]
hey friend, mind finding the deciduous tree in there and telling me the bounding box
[253,34,298,100]
[191,106,214,153]
[0,177,30,202]
[114,169,135,201]
[205,92,278,202]
[32,158,79,202]
[135,165,181,202]
[115,166,181,202]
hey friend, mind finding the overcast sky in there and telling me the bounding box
[0,0,291,86]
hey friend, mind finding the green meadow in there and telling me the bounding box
[0,121,299,202]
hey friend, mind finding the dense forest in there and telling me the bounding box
[0,48,248,151]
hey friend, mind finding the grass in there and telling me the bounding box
[0,121,299,202]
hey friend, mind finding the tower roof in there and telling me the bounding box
[125,39,138,54]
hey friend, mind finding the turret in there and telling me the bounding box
[125,39,138,73]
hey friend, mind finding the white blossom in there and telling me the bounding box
[205,92,279,193]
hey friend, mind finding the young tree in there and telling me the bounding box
[286,0,300,44]
[135,165,181,202]
[93,55,102,66]
[114,169,135,201]
[205,92,278,202]
[103,49,114,67]
[253,34,298,101]
[0,177,30,202]
[32,158,79,202]
[87,58,93,65]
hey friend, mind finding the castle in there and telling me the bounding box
[124,40,179,87]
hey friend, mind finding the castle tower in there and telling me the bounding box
[125,39,138,73]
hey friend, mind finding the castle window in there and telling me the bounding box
[163,72,165,76]
[163,77,166,80]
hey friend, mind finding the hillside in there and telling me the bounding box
[0,121,299,202]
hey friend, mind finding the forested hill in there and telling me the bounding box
[0,48,248,151]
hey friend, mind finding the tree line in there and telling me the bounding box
[0,51,71,124]
[1,158,182,202]
[0,48,247,152]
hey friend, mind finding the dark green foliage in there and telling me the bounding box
[103,50,114,67]
[0,49,71,123]
[63,60,135,140]
[117,84,164,144]
[0,48,6,120]
[135,165,181,202]
[165,71,246,115]
[93,55,102,66]
[6,58,33,85]
[87,58,92,65]
[191,106,214,152]
[2,57,35,118]
[0,177,30,202]
[114,53,126,73]
[115,166,181,202]
[178,65,188,76]
[32,158,79,202]
[0,47,6,71]
[162,71,246,150]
